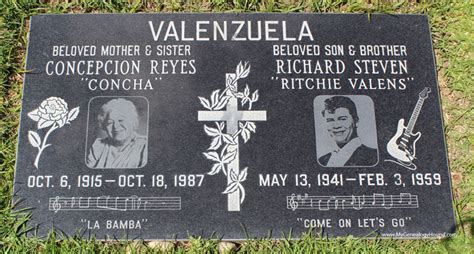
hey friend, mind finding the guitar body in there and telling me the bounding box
[387,119,421,163]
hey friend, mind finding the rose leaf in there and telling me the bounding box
[28,109,40,122]
[38,119,54,129]
[67,107,80,122]
[28,131,41,148]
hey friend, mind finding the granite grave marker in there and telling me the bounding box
[13,13,456,239]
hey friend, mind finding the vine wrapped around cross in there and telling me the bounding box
[198,61,265,208]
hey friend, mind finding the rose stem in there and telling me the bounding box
[34,124,57,168]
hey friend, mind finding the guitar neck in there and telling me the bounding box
[406,98,426,134]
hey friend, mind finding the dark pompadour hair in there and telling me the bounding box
[321,96,359,123]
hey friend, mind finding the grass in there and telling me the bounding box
[0,0,472,252]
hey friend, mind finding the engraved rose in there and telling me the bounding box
[27,97,79,169]
[28,97,69,128]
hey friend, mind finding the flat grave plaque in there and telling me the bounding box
[14,13,456,239]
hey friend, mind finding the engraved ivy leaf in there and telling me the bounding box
[234,92,245,99]
[239,184,246,203]
[208,163,224,175]
[236,61,250,79]
[222,133,236,145]
[238,167,248,182]
[226,75,234,87]
[223,168,247,203]
[205,124,226,150]
[28,109,40,122]
[204,149,236,175]
[223,182,239,194]
[236,62,244,77]
[229,169,238,182]
[198,97,212,110]
[251,90,259,102]
[67,107,80,122]
[221,150,237,164]
[209,136,222,150]
[223,168,240,194]
[241,97,249,107]
[203,151,220,162]
[214,95,230,110]
[240,63,250,78]
[210,90,220,108]
[226,75,236,91]
[28,131,41,148]
[239,123,251,143]
[247,122,256,133]
[204,125,220,137]
[244,85,250,97]
[242,129,251,143]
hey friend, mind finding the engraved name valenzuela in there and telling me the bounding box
[287,193,418,211]
[49,196,181,212]
[148,20,314,41]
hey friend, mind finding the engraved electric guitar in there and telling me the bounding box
[387,87,431,168]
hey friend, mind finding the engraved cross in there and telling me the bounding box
[198,73,267,211]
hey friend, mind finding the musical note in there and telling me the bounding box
[96,196,110,210]
[352,195,363,210]
[78,197,90,208]
[400,193,412,205]
[121,197,130,211]
[52,196,61,213]
[48,196,181,212]
[301,193,309,206]
[288,194,299,211]
[373,193,385,207]
[384,195,394,209]
[113,197,120,210]
[330,196,338,210]
[318,198,330,211]
[130,195,142,210]
[287,193,418,211]
[68,197,76,208]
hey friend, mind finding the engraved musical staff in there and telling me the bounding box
[49,196,181,212]
[287,193,418,211]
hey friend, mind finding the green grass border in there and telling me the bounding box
[1,0,472,252]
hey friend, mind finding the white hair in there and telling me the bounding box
[97,98,139,129]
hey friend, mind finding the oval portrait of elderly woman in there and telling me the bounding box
[85,97,148,169]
